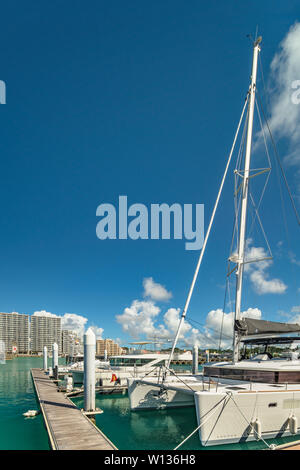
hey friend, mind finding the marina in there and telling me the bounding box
[0,1,300,456]
[1,356,300,451]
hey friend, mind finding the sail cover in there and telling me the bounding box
[235,317,300,336]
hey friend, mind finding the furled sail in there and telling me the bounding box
[235,317,300,336]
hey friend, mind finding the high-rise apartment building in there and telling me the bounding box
[0,312,30,353]
[30,314,62,353]
[61,330,83,356]
[62,330,74,355]
[96,338,123,357]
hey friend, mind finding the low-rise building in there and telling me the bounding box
[96,338,123,357]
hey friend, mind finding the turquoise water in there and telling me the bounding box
[2,357,300,450]
[71,393,300,450]
[0,357,50,450]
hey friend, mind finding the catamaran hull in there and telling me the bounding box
[127,378,194,410]
[194,389,300,446]
[128,379,300,445]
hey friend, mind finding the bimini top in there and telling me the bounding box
[235,317,300,337]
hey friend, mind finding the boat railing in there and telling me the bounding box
[201,374,300,392]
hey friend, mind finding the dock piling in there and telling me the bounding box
[84,327,96,412]
[192,345,198,374]
[205,349,210,363]
[43,346,47,371]
[52,342,58,370]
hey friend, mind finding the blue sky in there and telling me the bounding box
[1,1,300,348]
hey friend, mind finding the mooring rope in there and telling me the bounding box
[173,395,230,450]
[163,365,197,392]
[227,392,276,449]
[173,391,278,450]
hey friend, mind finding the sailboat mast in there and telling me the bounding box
[233,38,261,363]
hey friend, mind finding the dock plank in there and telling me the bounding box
[31,368,117,450]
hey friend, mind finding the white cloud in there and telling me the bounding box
[33,310,60,318]
[143,277,172,302]
[249,270,287,295]
[61,313,88,337]
[116,278,262,349]
[116,299,161,339]
[282,306,300,326]
[182,307,262,349]
[89,326,104,339]
[163,308,191,337]
[206,309,234,341]
[244,240,287,294]
[291,315,300,324]
[116,298,191,343]
[255,23,300,197]
[288,251,300,266]
[266,23,300,149]
[251,23,300,201]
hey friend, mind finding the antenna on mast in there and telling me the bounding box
[246,34,262,47]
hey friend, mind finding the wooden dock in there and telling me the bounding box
[31,368,117,450]
[274,439,300,450]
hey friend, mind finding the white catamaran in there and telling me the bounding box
[127,37,300,447]
[70,350,192,386]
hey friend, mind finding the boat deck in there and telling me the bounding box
[139,374,300,395]
[31,368,117,450]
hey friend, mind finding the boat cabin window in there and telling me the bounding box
[249,353,270,361]
[205,339,300,384]
[110,357,161,367]
[241,341,300,361]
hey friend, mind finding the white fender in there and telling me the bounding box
[289,415,298,434]
[253,418,261,440]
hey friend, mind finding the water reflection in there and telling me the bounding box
[73,393,199,450]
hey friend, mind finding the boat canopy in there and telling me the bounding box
[235,317,300,337]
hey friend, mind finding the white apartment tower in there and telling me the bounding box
[61,329,83,356]
[30,314,62,353]
[0,312,30,353]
